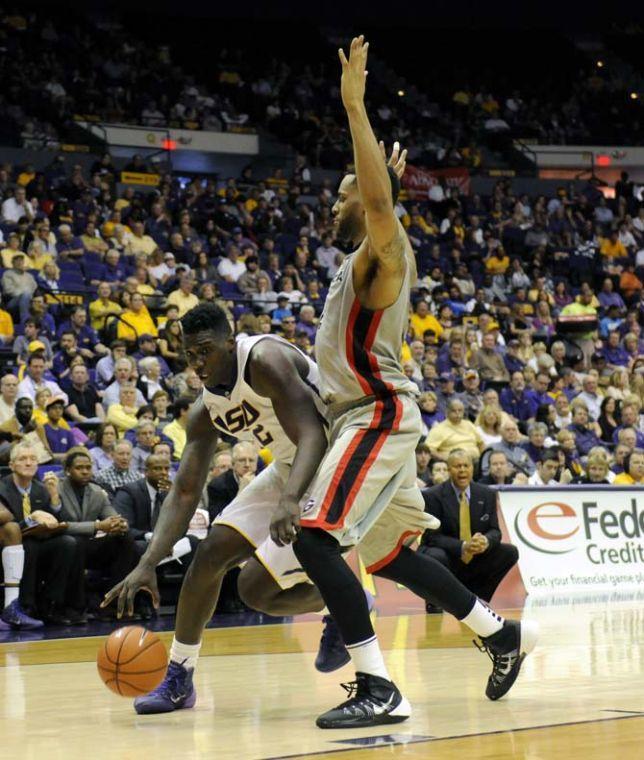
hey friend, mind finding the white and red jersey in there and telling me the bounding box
[201,335,325,464]
[314,253,418,413]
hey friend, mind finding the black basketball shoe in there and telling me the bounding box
[316,672,411,729]
[475,619,539,700]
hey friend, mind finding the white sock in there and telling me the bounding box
[460,599,504,638]
[346,636,390,681]
[312,606,330,616]
[2,546,24,608]
[170,637,202,670]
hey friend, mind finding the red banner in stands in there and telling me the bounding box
[402,166,470,199]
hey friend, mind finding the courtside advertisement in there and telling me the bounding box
[498,487,644,595]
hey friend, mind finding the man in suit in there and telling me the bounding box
[0,441,82,624]
[207,441,258,522]
[419,448,518,610]
[57,448,139,617]
[113,454,199,571]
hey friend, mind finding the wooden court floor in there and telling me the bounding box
[0,594,643,760]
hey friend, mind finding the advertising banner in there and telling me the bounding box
[402,166,470,199]
[498,486,644,595]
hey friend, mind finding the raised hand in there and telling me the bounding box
[379,140,408,180]
[338,35,369,110]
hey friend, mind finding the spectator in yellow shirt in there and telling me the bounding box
[485,246,510,275]
[117,292,158,342]
[106,384,140,435]
[1,233,30,269]
[89,281,123,331]
[162,398,191,459]
[166,275,200,318]
[599,231,627,259]
[26,240,53,271]
[425,399,485,462]
[410,299,443,342]
[0,303,14,345]
[613,449,644,485]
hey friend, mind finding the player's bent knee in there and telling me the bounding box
[237,559,281,613]
[193,525,255,575]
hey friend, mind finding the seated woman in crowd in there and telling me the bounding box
[90,422,118,476]
[598,396,620,443]
[475,404,503,448]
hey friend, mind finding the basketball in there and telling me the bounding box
[97,626,168,697]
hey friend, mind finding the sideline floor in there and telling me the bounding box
[1,593,642,759]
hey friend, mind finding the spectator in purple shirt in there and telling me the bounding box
[103,249,129,286]
[296,305,318,344]
[598,278,626,312]
[43,397,74,462]
[601,331,630,368]
[56,224,85,259]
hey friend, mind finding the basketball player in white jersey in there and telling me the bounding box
[268,36,538,728]
[103,303,333,714]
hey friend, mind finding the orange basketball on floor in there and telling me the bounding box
[97,626,168,697]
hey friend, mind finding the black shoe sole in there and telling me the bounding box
[317,713,409,729]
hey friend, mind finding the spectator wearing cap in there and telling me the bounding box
[132,334,171,377]
[217,245,246,283]
[66,364,104,424]
[2,254,38,320]
[43,397,74,463]
[613,449,644,485]
[471,332,510,384]
[503,339,525,374]
[237,255,271,295]
[89,282,122,331]
[166,275,199,318]
[435,373,458,414]
[456,369,483,421]
[163,398,191,460]
[425,399,484,463]
[117,292,158,342]
[272,295,293,323]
